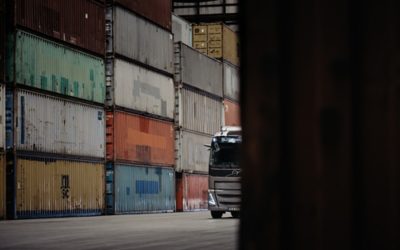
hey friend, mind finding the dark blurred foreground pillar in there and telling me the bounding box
[239,0,400,249]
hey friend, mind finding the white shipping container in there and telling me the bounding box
[172,14,192,46]
[114,6,173,74]
[223,62,240,101]
[0,85,5,151]
[114,59,174,119]
[176,87,223,135]
[176,130,212,173]
[16,89,105,158]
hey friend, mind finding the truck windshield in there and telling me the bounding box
[210,139,240,167]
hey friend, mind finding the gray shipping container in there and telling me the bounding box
[223,62,240,101]
[174,42,223,97]
[175,130,212,173]
[114,59,174,119]
[172,14,192,46]
[112,6,174,74]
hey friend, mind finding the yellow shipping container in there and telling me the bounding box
[192,23,239,66]
[0,154,5,219]
[16,157,104,218]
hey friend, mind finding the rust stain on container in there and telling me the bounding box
[0,154,5,219]
[176,173,208,212]
[114,0,172,30]
[15,0,105,55]
[107,111,174,166]
[224,99,240,126]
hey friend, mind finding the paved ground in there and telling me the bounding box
[0,211,238,250]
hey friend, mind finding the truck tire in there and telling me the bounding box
[231,211,240,218]
[211,211,223,219]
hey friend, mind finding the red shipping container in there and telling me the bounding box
[176,173,208,212]
[106,111,174,166]
[224,99,241,126]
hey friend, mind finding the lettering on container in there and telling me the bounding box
[61,175,70,199]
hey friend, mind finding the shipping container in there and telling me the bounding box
[224,99,240,126]
[112,6,173,75]
[113,59,174,119]
[16,157,104,218]
[176,87,223,135]
[175,130,211,173]
[172,14,192,46]
[106,111,174,166]
[114,0,172,30]
[16,89,105,158]
[193,23,239,66]
[173,0,239,16]
[109,164,175,214]
[14,0,105,56]
[175,42,223,97]
[8,30,105,103]
[223,62,239,101]
[0,84,5,152]
[0,153,5,219]
[176,173,208,212]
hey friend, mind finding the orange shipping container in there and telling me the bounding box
[107,111,174,166]
[224,99,241,126]
[176,173,208,212]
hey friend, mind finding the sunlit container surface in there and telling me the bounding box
[15,0,105,55]
[9,30,105,103]
[223,62,240,101]
[114,164,175,213]
[16,157,104,218]
[224,99,240,126]
[0,154,5,219]
[113,7,173,74]
[176,130,211,173]
[172,15,192,46]
[176,173,208,212]
[175,43,223,97]
[177,87,223,135]
[107,112,174,166]
[0,85,5,151]
[114,59,174,119]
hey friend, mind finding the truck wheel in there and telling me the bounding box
[211,211,223,219]
[231,211,240,218]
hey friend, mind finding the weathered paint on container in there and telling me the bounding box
[114,0,172,30]
[224,99,240,126]
[9,30,105,103]
[175,130,211,173]
[16,157,104,218]
[15,0,105,56]
[114,59,174,119]
[113,6,173,74]
[176,87,223,135]
[175,42,223,97]
[193,23,239,66]
[176,173,208,212]
[106,111,174,166]
[16,89,105,158]
[113,164,175,214]
[223,62,240,101]
[0,154,5,219]
[172,14,192,46]
[0,84,5,152]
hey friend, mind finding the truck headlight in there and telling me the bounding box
[208,192,216,206]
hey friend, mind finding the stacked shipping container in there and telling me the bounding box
[105,1,176,214]
[0,85,5,219]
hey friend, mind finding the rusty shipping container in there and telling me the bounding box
[7,30,105,103]
[15,156,104,218]
[0,153,5,219]
[224,99,240,126]
[193,23,239,66]
[106,111,174,166]
[175,130,211,173]
[113,59,174,119]
[113,0,171,30]
[176,173,208,212]
[16,89,105,158]
[172,14,192,46]
[14,0,105,56]
[174,42,223,97]
[223,62,239,102]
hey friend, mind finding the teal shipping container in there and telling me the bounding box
[7,30,105,103]
[110,164,175,214]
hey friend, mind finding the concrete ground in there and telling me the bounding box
[0,211,239,250]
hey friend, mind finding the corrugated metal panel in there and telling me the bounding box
[114,59,174,119]
[11,30,105,103]
[172,15,192,46]
[16,157,104,218]
[0,154,5,219]
[114,7,173,74]
[177,87,223,135]
[224,99,240,126]
[114,0,172,30]
[107,111,175,166]
[176,43,223,97]
[114,164,175,213]
[16,89,105,158]
[181,173,208,211]
[176,130,211,173]
[15,0,105,56]
[223,62,240,101]
[0,85,5,151]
